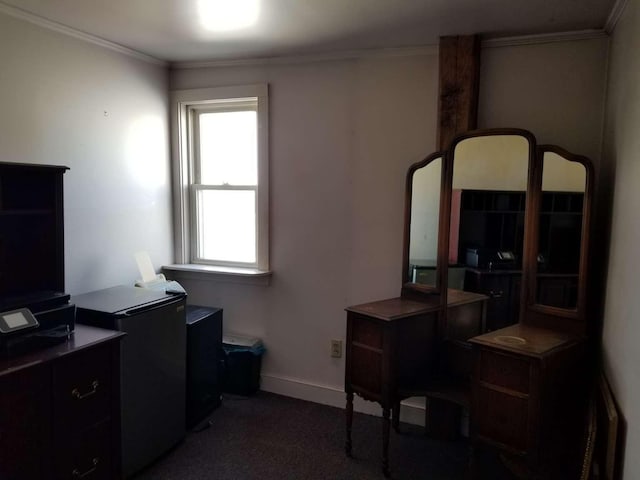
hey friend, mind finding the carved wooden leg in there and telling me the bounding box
[392,400,400,432]
[345,392,354,457]
[382,406,391,478]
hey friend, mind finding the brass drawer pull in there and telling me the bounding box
[71,380,99,400]
[72,457,99,478]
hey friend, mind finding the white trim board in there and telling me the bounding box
[260,373,428,427]
[171,30,608,69]
[605,0,630,33]
[172,45,439,70]
[482,29,608,48]
[0,1,609,70]
[0,1,166,66]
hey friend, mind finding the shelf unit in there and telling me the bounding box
[0,162,68,310]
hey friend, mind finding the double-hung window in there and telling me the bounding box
[171,85,269,273]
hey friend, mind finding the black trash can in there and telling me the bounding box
[222,334,265,396]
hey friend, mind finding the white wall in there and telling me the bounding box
[0,12,173,295]
[169,55,438,414]
[601,0,640,477]
[479,38,609,161]
[0,8,609,424]
[169,37,608,416]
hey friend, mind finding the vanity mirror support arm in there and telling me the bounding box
[519,137,544,326]
[438,147,455,303]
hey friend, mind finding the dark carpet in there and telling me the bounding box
[132,391,515,480]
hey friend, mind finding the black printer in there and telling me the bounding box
[0,292,75,356]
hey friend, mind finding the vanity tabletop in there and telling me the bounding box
[346,289,487,322]
[346,297,441,321]
[469,323,584,358]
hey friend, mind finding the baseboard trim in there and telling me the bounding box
[260,373,426,427]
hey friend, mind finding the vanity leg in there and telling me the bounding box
[345,392,354,457]
[392,400,401,432]
[382,406,391,478]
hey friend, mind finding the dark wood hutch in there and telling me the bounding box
[0,162,125,479]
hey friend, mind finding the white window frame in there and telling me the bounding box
[170,85,269,273]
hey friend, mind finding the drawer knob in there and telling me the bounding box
[71,380,99,400]
[72,457,99,478]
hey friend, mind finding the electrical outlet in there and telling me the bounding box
[331,339,342,358]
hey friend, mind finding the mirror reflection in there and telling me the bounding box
[450,135,530,330]
[535,152,586,309]
[408,157,442,287]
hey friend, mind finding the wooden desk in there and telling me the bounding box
[0,325,125,480]
[344,289,487,476]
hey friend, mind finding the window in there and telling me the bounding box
[170,85,269,273]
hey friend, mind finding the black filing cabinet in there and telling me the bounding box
[186,305,223,428]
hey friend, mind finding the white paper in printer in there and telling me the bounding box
[134,251,186,294]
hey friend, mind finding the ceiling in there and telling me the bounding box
[0,0,617,63]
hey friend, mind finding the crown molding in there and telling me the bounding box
[173,29,609,70]
[171,45,439,70]
[0,1,166,66]
[482,29,608,48]
[0,0,613,69]
[604,0,629,33]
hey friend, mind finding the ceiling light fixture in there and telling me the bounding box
[198,0,260,32]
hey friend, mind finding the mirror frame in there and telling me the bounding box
[522,144,594,332]
[441,128,537,300]
[402,151,446,299]
[401,128,595,335]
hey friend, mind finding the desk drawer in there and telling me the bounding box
[479,350,530,394]
[55,420,112,480]
[53,345,112,433]
[475,385,528,452]
[351,315,383,349]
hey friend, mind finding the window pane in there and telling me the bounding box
[196,189,256,263]
[199,110,257,185]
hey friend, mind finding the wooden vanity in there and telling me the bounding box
[344,128,596,478]
[345,289,487,476]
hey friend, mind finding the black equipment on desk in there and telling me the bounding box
[0,295,75,356]
[466,247,518,270]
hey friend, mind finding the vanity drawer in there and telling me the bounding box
[478,349,530,393]
[475,385,529,452]
[351,315,383,349]
[350,343,382,396]
[55,420,113,480]
[53,344,113,432]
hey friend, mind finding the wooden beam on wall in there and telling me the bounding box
[437,35,481,150]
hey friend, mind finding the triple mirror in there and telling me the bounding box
[403,129,592,332]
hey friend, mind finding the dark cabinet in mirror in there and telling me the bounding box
[446,131,532,331]
[402,129,594,333]
[523,145,593,331]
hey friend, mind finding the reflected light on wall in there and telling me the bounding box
[198,0,260,32]
[126,116,167,189]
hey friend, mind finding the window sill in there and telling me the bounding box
[162,264,272,286]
